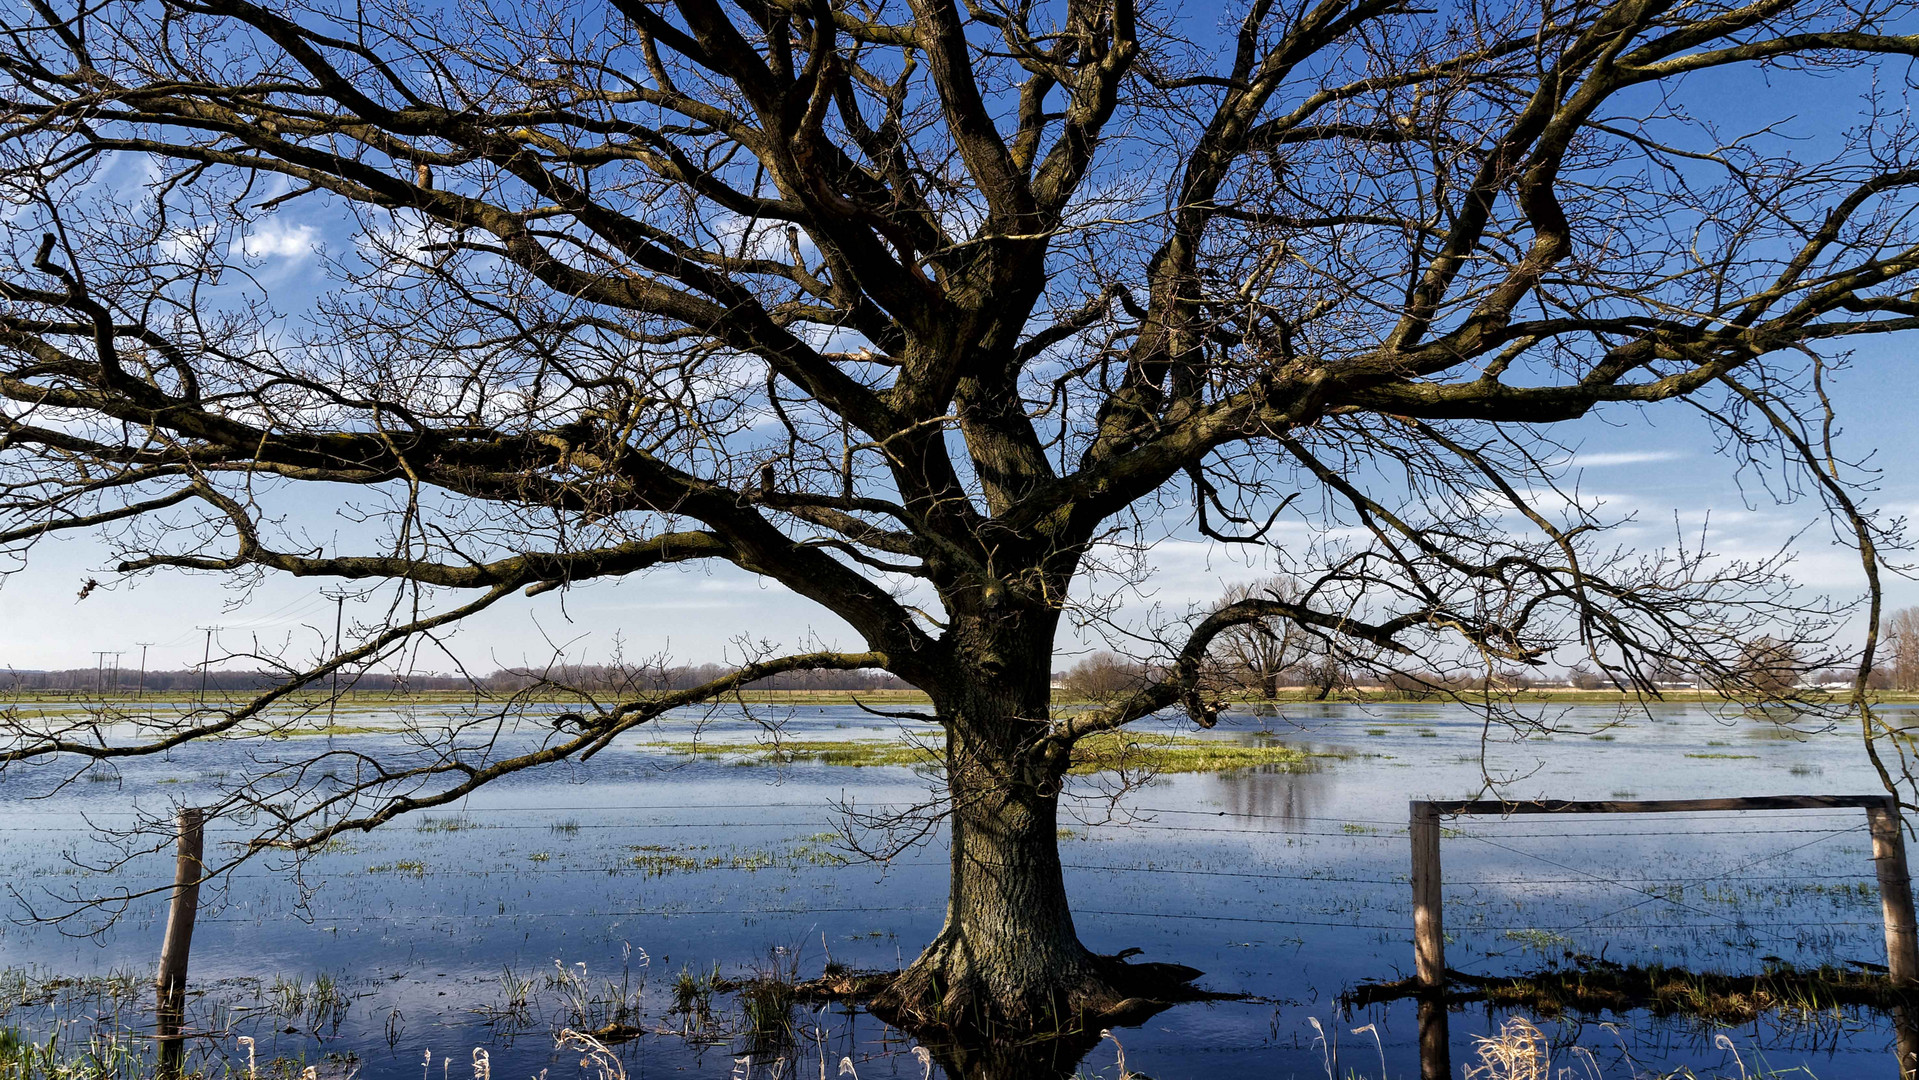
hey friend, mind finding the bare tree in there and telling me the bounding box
[1730,636,1808,697]
[1886,608,1919,692]
[1566,664,1605,691]
[1058,652,1150,701]
[1208,577,1353,700]
[1209,578,1305,699]
[0,0,1914,1038]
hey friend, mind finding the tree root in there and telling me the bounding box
[736,939,1226,1049]
[843,945,1224,1042]
[789,966,901,1000]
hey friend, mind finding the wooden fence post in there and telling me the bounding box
[1868,797,1919,986]
[1410,800,1445,991]
[1411,800,1449,1080]
[155,807,204,1078]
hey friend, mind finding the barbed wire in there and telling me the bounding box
[191,860,1881,889]
[0,795,1894,961]
[182,905,1894,936]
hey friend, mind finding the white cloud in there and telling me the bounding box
[241,221,318,260]
[157,223,217,265]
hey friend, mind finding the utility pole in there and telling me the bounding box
[326,592,345,747]
[196,628,217,705]
[107,651,123,694]
[136,644,150,699]
[93,650,122,694]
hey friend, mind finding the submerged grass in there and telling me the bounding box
[1356,960,1919,1026]
[626,841,844,876]
[1468,962,1917,1023]
[644,730,1322,774]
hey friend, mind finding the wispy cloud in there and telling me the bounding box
[1569,450,1685,468]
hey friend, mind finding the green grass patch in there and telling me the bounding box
[642,730,1320,775]
[625,843,835,876]
[414,814,483,833]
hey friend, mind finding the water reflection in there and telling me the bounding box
[1203,748,1334,826]
[1417,997,1450,1080]
[1398,997,1918,1080]
[1896,1005,1919,1079]
[731,997,1919,1080]
[918,1029,1108,1080]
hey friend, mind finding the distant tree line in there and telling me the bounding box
[476,663,912,693]
[1058,585,1919,702]
[0,667,472,693]
[2,664,911,694]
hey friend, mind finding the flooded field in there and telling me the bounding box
[0,699,1911,1078]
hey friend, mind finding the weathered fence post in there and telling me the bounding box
[1410,800,1445,990]
[1868,797,1919,985]
[155,806,204,1078]
[1409,800,1449,1080]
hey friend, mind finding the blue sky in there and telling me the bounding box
[4,6,1918,678]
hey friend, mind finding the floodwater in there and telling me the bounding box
[0,699,1912,1079]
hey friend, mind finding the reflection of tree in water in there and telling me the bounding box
[715,999,1157,1080]
[916,1018,1153,1080]
[718,1021,1134,1080]
[1203,751,1334,828]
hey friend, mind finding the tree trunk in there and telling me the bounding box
[870,640,1201,1037]
[1313,661,1337,701]
[876,768,1114,1034]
